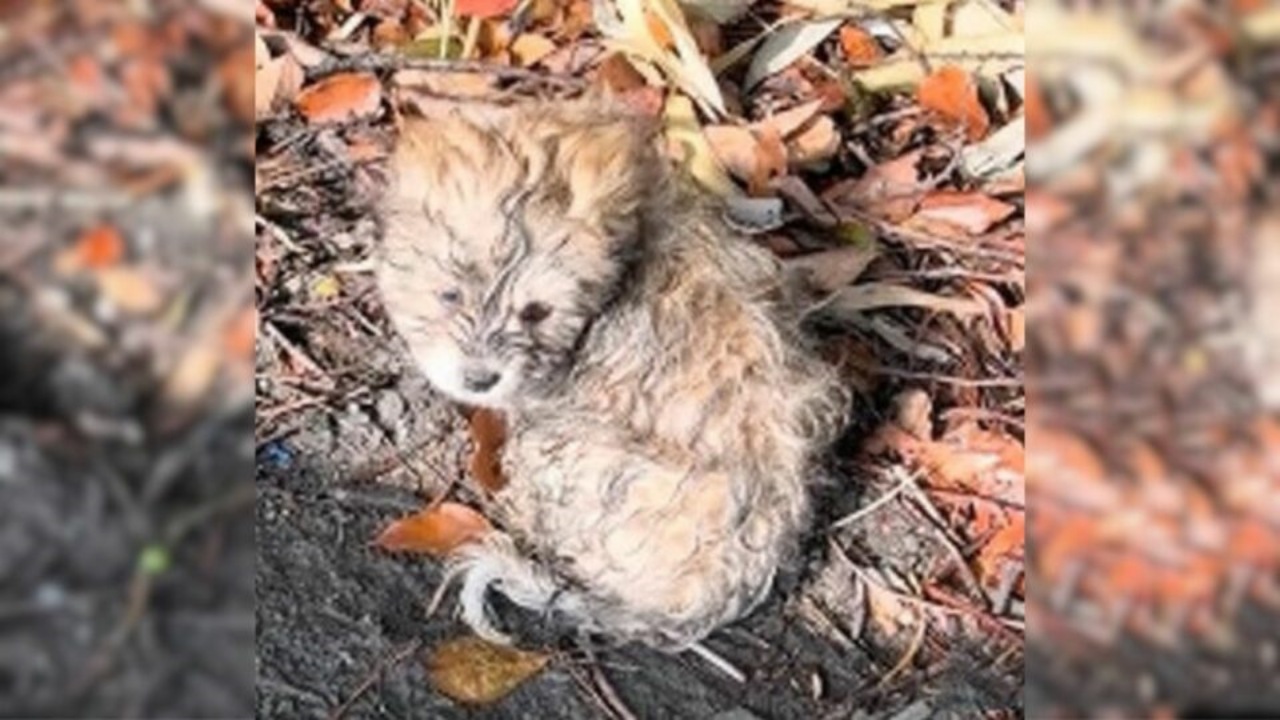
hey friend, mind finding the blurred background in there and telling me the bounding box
[0,0,254,717]
[1026,2,1280,717]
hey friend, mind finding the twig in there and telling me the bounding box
[307,53,588,91]
[328,639,422,720]
[855,363,1023,388]
[686,641,746,683]
[578,643,639,720]
[875,619,927,690]
[831,469,915,529]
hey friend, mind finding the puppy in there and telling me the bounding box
[377,100,847,650]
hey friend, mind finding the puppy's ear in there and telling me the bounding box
[541,109,665,232]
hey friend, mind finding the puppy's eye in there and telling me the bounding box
[519,302,551,325]
[438,289,462,305]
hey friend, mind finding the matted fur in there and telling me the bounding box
[378,100,848,650]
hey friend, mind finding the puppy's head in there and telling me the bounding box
[378,101,662,407]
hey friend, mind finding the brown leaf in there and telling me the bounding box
[786,115,839,168]
[455,0,519,18]
[95,266,165,315]
[375,502,492,556]
[910,191,1015,235]
[824,149,924,222]
[1024,71,1050,140]
[55,224,125,274]
[784,242,879,295]
[689,17,722,57]
[163,340,222,407]
[509,33,556,67]
[221,45,256,123]
[595,52,647,93]
[917,65,989,142]
[704,125,785,189]
[427,636,550,706]
[1007,307,1024,352]
[467,408,508,493]
[223,305,258,360]
[838,24,881,66]
[255,57,285,119]
[295,72,382,123]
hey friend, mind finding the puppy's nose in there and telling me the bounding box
[462,368,501,392]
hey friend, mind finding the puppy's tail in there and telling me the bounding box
[444,532,583,644]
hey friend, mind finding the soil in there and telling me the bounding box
[0,205,254,718]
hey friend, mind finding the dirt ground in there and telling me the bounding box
[0,208,254,718]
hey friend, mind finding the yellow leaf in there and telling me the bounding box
[427,636,550,705]
[311,273,341,300]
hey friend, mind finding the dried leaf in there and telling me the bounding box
[678,0,753,24]
[375,502,492,556]
[55,224,125,274]
[762,99,822,139]
[96,266,165,314]
[1024,72,1050,140]
[784,242,879,295]
[838,24,881,65]
[744,18,841,89]
[221,45,256,123]
[455,0,519,18]
[427,636,550,705]
[824,149,923,222]
[295,72,383,123]
[598,0,726,116]
[467,408,508,493]
[664,94,738,196]
[917,65,990,141]
[223,306,257,360]
[786,115,839,167]
[164,341,221,406]
[509,33,556,66]
[910,191,1015,235]
[824,283,986,318]
[255,57,285,119]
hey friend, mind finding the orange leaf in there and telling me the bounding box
[56,224,125,274]
[838,25,881,66]
[466,407,508,493]
[917,65,989,142]
[1024,72,1050,140]
[222,305,258,360]
[295,72,382,123]
[375,502,492,556]
[455,0,519,19]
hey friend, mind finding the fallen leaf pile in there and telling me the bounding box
[253,0,1025,714]
[1,0,255,425]
[1025,3,1280,714]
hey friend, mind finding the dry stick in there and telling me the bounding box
[306,53,588,89]
[687,641,746,683]
[831,470,916,529]
[328,639,423,720]
[901,475,987,606]
[875,620,928,690]
[578,644,640,720]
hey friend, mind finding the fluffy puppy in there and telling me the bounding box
[378,100,847,650]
